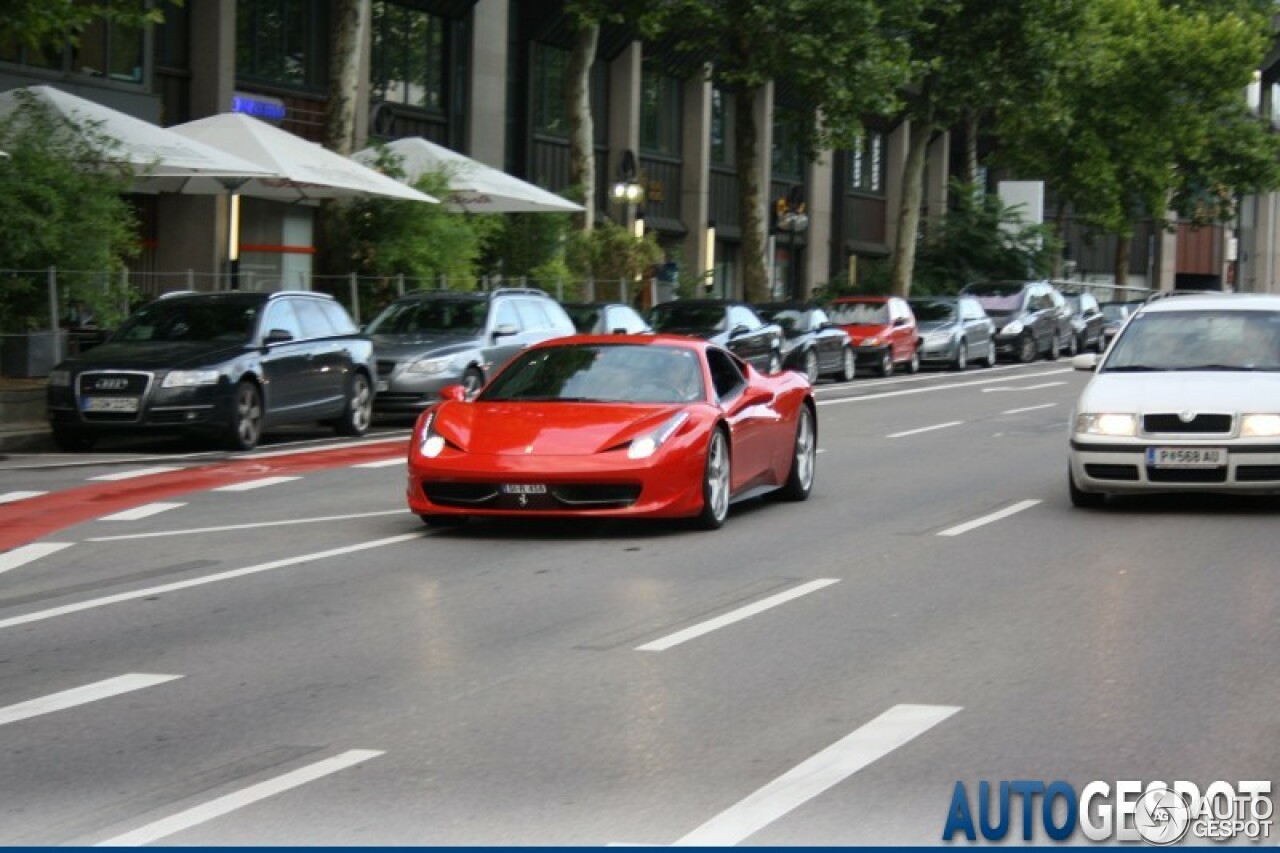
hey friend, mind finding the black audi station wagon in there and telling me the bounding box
[46,291,376,451]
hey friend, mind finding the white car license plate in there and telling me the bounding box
[501,484,547,494]
[1147,447,1226,468]
[82,396,139,413]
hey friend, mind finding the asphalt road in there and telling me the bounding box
[0,362,1275,845]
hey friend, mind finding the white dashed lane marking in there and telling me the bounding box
[98,502,187,522]
[0,674,182,727]
[88,466,184,481]
[212,476,302,492]
[0,542,74,576]
[637,579,840,652]
[351,458,404,468]
[1002,403,1057,415]
[0,491,47,504]
[886,421,963,439]
[938,500,1041,537]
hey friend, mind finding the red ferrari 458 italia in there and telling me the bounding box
[406,334,817,529]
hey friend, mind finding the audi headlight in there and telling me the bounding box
[1000,321,1024,337]
[627,412,690,460]
[417,411,447,458]
[162,369,220,388]
[406,355,455,375]
[1241,414,1280,437]
[1074,413,1137,437]
[48,369,70,387]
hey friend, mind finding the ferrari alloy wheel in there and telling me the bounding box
[779,405,816,501]
[839,347,856,382]
[226,380,263,450]
[335,372,373,436]
[803,349,819,384]
[695,429,731,529]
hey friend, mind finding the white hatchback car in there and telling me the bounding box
[1068,294,1280,507]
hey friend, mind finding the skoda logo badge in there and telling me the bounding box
[1178,410,1197,423]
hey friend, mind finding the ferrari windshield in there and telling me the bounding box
[365,298,488,335]
[1104,309,1280,372]
[480,344,707,404]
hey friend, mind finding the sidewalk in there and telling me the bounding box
[0,378,52,452]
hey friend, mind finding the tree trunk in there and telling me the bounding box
[889,119,933,298]
[325,0,366,154]
[735,83,768,302]
[1114,231,1132,289]
[963,111,979,187]
[566,22,598,232]
[1053,201,1068,279]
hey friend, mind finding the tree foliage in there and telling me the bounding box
[0,94,139,331]
[2,1,179,52]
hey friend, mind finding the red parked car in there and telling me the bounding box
[406,335,817,530]
[827,295,920,376]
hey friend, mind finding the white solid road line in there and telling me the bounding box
[212,476,301,492]
[636,579,840,652]
[887,421,963,439]
[0,542,74,576]
[352,457,405,468]
[816,369,1071,407]
[99,502,187,522]
[672,704,962,846]
[938,499,1042,537]
[0,490,47,504]
[89,466,184,481]
[95,749,383,847]
[981,381,1066,393]
[0,674,182,728]
[0,533,424,631]
[86,509,408,542]
[1002,403,1057,415]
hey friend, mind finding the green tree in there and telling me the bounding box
[565,220,662,303]
[2,1,178,52]
[657,0,918,301]
[0,94,139,331]
[998,0,1280,284]
[888,0,1079,297]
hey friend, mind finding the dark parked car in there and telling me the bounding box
[960,280,1074,362]
[561,301,651,335]
[908,295,997,370]
[46,290,376,451]
[1064,291,1106,353]
[367,288,576,413]
[754,302,856,383]
[1100,300,1145,348]
[646,299,783,374]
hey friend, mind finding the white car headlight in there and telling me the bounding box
[162,369,220,388]
[406,355,455,375]
[627,411,690,460]
[1000,321,1024,336]
[48,369,70,386]
[417,411,448,458]
[1074,413,1137,437]
[924,332,952,346]
[1241,414,1280,437]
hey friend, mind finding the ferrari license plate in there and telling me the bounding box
[1146,447,1226,468]
[501,484,548,494]
[82,396,139,413]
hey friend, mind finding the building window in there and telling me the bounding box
[710,88,735,167]
[371,1,446,112]
[640,68,681,156]
[532,43,569,137]
[771,109,805,180]
[848,131,885,194]
[0,1,147,84]
[236,0,329,91]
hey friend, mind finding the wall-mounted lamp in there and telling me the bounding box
[633,209,645,240]
[612,149,645,205]
[704,221,716,291]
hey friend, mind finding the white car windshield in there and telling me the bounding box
[1103,309,1280,372]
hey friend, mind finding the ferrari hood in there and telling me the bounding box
[432,401,691,456]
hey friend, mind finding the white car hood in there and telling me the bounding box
[1078,371,1280,414]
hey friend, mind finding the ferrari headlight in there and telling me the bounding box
[1241,414,1280,437]
[1074,413,1137,437]
[418,412,447,458]
[627,411,690,460]
[406,355,455,375]
[1000,321,1024,337]
[163,369,220,388]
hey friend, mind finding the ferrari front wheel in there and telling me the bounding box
[778,405,816,501]
[694,428,731,530]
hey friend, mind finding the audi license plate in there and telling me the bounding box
[501,484,547,495]
[82,396,139,413]
[1147,447,1226,468]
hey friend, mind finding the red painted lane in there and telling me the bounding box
[0,439,409,552]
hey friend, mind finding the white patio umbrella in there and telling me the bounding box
[0,85,276,192]
[353,136,582,213]
[169,113,438,204]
